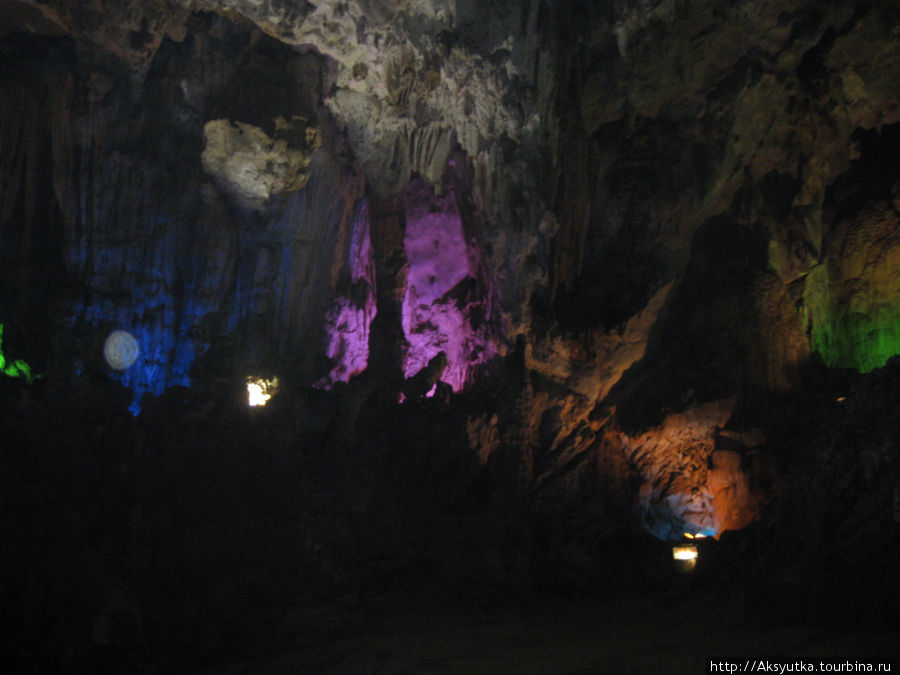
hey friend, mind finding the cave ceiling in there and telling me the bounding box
[1,0,899,539]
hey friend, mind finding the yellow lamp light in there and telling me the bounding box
[672,543,698,573]
[246,376,278,407]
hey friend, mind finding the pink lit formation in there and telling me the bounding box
[319,182,498,394]
[402,201,497,392]
[319,202,377,386]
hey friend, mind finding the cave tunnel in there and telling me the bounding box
[1,1,900,671]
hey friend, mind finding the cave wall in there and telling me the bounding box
[1,14,368,412]
[520,0,900,538]
[1,0,900,624]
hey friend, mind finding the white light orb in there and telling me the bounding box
[104,330,139,370]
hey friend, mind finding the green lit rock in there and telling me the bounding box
[804,197,900,373]
[810,306,900,373]
[0,323,38,384]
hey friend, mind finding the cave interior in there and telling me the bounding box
[1,0,900,671]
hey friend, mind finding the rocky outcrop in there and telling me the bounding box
[201,116,320,207]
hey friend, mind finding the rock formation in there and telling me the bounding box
[1,0,899,668]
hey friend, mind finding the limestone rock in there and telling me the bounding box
[201,117,321,208]
[609,399,758,539]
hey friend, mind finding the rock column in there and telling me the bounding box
[366,192,409,400]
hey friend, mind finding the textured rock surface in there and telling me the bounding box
[0,0,896,515]
[2,2,900,668]
[201,116,320,207]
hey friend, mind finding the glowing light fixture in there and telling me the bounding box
[672,543,699,573]
[246,376,278,407]
[673,546,698,560]
[104,330,139,370]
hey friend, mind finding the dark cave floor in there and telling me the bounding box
[4,368,900,673]
[192,585,899,674]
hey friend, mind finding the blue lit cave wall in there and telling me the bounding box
[9,23,360,413]
[58,152,358,414]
